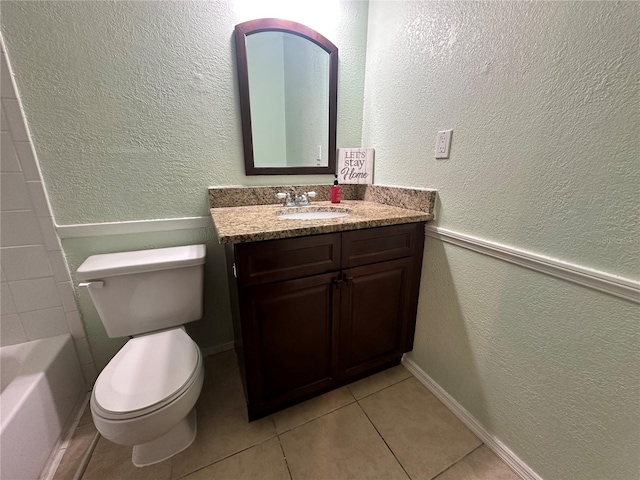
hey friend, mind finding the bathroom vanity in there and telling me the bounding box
[210,185,436,420]
[219,17,438,420]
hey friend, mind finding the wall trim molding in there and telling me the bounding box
[425,225,639,304]
[56,216,213,238]
[55,219,639,303]
[401,355,542,480]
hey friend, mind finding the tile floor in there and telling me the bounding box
[55,350,520,480]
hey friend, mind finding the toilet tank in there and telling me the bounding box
[77,245,206,338]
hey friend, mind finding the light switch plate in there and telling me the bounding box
[435,130,452,159]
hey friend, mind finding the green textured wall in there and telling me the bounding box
[362,1,639,479]
[3,1,638,478]
[1,0,369,369]
[1,1,368,224]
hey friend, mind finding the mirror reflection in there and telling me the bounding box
[235,19,338,175]
[246,31,329,168]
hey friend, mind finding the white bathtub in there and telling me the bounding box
[1,334,84,480]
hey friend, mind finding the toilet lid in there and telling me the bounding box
[94,328,200,414]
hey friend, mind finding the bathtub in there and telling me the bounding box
[1,334,84,480]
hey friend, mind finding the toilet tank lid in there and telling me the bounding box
[77,244,206,280]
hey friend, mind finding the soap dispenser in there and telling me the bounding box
[331,175,341,203]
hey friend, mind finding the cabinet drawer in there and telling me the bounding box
[235,233,341,286]
[341,223,423,268]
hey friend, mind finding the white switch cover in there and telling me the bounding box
[435,130,452,159]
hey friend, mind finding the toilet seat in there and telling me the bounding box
[93,328,201,420]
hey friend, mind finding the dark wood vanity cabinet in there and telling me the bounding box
[225,222,425,420]
[339,257,418,381]
[240,272,340,412]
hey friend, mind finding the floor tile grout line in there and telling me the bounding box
[81,390,404,480]
[276,434,294,480]
[172,399,338,480]
[78,359,420,479]
[357,373,486,480]
[174,432,280,479]
[351,374,414,402]
[428,443,485,480]
[355,400,414,480]
[274,397,356,435]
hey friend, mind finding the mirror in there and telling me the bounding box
[234,18,338,175]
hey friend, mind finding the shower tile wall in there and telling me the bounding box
[0,39,96,389]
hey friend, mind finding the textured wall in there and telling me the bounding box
[4,2,638,476]
[1,0,368,225]
[362,2,639,479]
[363,0,639,278]
[1,0,369,369]
[415,238,638,480]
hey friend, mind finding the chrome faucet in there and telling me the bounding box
[276,191,316,207]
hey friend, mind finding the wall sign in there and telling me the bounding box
[337,148,374,184]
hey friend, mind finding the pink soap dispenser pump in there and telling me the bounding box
[331,175,341,203]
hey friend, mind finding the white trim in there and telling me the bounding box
[426,225,639,304]
[54,218,639,303]
[56,216,213,238]
[402,355,542,480]
[200,341,235,358]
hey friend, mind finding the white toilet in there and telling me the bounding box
[77,244,207,467]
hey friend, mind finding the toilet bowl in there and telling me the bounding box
[77,245,207,467]
[90,328,204,466]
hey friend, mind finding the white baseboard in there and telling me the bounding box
[201,341,235,357]
[401,355,543,480]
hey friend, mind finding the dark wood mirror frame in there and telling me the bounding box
[234,18,338,175]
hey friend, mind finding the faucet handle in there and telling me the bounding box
[306,191,316,198]
[277,192,292,206]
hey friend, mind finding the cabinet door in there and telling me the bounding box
[240,272,340,418]
[340,257,415,380]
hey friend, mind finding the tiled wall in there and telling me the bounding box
[0,38,96,389]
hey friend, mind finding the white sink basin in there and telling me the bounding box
[277,207,350,220]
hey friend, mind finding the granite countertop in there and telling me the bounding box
[209,185,436,244]
[210,200,433,244]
